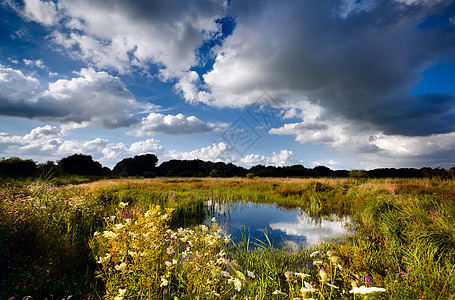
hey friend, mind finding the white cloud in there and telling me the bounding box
[8,0,60,26]
[269,99,455,168]
[0,64,41,102]
[23,58,46,69]
[129,139,165,155]
[269,212,351,247]
[0,66,150,128]
[165,142,233,162]
[240,150,301,167]
[41,0,226,75]
[129,112,215,136]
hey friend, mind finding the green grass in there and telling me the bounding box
[0,177,454,299]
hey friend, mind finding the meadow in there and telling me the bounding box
[1,176,454,299]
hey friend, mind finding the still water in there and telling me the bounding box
[206,201,351,249]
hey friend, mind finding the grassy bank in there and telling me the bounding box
[1,177,454,299]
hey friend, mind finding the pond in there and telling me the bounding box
[206,201,352,249]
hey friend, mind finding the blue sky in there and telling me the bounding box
[0,0,454,170]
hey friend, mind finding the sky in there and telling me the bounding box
[0,0,454,170]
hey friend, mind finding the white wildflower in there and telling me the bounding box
[103,231,118,239]
[247,270,255,278]
[113,223,124,231]
[165,261,172,267]
[160,277,169,287]
[115,262,127,272]
[326,283,339,289]
[349,286,386,294]
[295,272,311,278]
[119,202,128,208]
[114,288,127,300]
[310,251,319,258]
[300,281,317,294]
[313,260,323,266]
[211,217,216,222]
[319,269,328,282]
[330,256,340,264]
[236,270,246,281]
[97,253,111,264]
[232,277,242,291]
[272,290,286,295]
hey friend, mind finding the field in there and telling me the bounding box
[1,177,454,299]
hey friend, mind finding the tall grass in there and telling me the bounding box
[1,177,454,299]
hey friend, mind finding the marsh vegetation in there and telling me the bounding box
[1,177,454,299]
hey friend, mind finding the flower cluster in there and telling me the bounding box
[90,203,256,298]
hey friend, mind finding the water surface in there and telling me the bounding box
[206,201,351,249]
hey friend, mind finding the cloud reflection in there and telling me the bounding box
[269,212,351,247]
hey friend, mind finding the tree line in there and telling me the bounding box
[1,154,454,179]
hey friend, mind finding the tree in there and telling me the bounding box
[58,154,108,176]
[349,169,369,181]
[0,157,38,178]
[112,154,158,177]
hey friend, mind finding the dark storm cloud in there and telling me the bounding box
[206,0,455,136]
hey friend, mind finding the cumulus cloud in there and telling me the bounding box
[0,65,41,102]
[201,0,455,137]
[1,126,300,168]
[165,142,233,162]
[129,112,216,136]
[0,66,147,128]
[29,0,226,74]
[240,150,301,167]
[0,125,66,161]
[269,99,455,168]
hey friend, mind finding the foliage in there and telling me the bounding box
[112,154,159,177]
[0,182,106,299]
[0,157,39,178]
[58,153,110,176]
[349,169,369,180]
